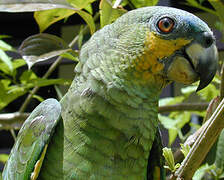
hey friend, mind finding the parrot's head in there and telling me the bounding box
[112,6,218,91]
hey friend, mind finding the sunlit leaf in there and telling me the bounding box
[19,33,71,68]
[192,163,216,180]
[0,40,14,51]
[159,96,184,107]
[181,85,197,96]
[32,94,44,102]
[60,52,79,61]
[76,10,96,34]
[0,0,75,12]
[0,49,13,72]
[19,71,38,84]
[0,80,27,110]
[0,154,9,163]
[67,0,95,9]
[129,0,159,8]
[197,84,219,101]
[34,8,76,32]
[0,59,26,75]
[100,0,127,28]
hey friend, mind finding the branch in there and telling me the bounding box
[158,103,208,113]
[113,0,123,8]
[19,13,100,113]
[0,112,29,130]
[174,98,224,180]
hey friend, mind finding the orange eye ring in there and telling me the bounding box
[157,17,175,33]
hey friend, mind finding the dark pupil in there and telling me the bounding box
[163,20,170,28]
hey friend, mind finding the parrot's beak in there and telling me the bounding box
[166,42,218,91]
[185,43,218,91]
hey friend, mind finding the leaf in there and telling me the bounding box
[34,8,76,32]
[0,80,27,110]
[20,71,38,84]
[159,96,184,107]
[0,49,13,72]
[197,84,219,101]
[67,0,95,9]
[180,143,190,158]
[186,0,217,16]
[31,78,72,87]
[76,10,96,34]
[181,85,197,96]
[0,40,14,51]
[192,163,216,180]
[162,147,177,172]
[0,59,26,75]
[100,0,127,28]
[60,52,79,61]
[209,0,224,25]
[0,154,9,163]
[19,33,71,68]
[32,95,44,102]
[0,0,75,12]
[129,0,159,8]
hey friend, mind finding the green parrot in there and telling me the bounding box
[3,6,218,180]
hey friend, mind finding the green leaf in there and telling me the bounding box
[0,80,27,110]
[181,85,197,96]
[67,0,95,9]
[197,84,219,101]
[60,52,79,61]
[186,0,217,16]
[100,0,127,28]
[32,95,44,102]
[34,78,71,87]
[0,40,14,51]
[0,0,75,12]
[0,154,9,163]
[76,10,96,34]
[209,0,224,24]
[193,163,216,180]
[162,147,177,172]
[19,33,71,68]
[159,96,184,107]
[20,71,38,84]
[34,9,76,32]
[180,143,190,158]
[0,49,13,72]
[0,59,26,75]
[84,3,93,14]
[129,0,159,8]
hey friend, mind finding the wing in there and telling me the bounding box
[2,98,61,180]
[147,129,166,180]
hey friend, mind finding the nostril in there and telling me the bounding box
[203,32,214,48]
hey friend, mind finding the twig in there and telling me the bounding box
[174,98,224,180]
[113,0,123,8]
[0,112,29,130]
[158,103,208,113]
[220,64,224,100]
[19,13,100,113]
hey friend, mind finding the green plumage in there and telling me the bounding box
[3,6,217,180]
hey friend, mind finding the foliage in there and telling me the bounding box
[0,0,224,179]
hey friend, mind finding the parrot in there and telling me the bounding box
[2,6,218,180]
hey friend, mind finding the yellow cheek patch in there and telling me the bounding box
[133,31,192,83]
[146,32,192,59]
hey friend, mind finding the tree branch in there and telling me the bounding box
[0,102,208,131]
[174,98,224,180]
[0,112,29,130]
[158,103,208,113]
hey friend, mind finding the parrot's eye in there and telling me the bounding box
[157,17,175,33]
